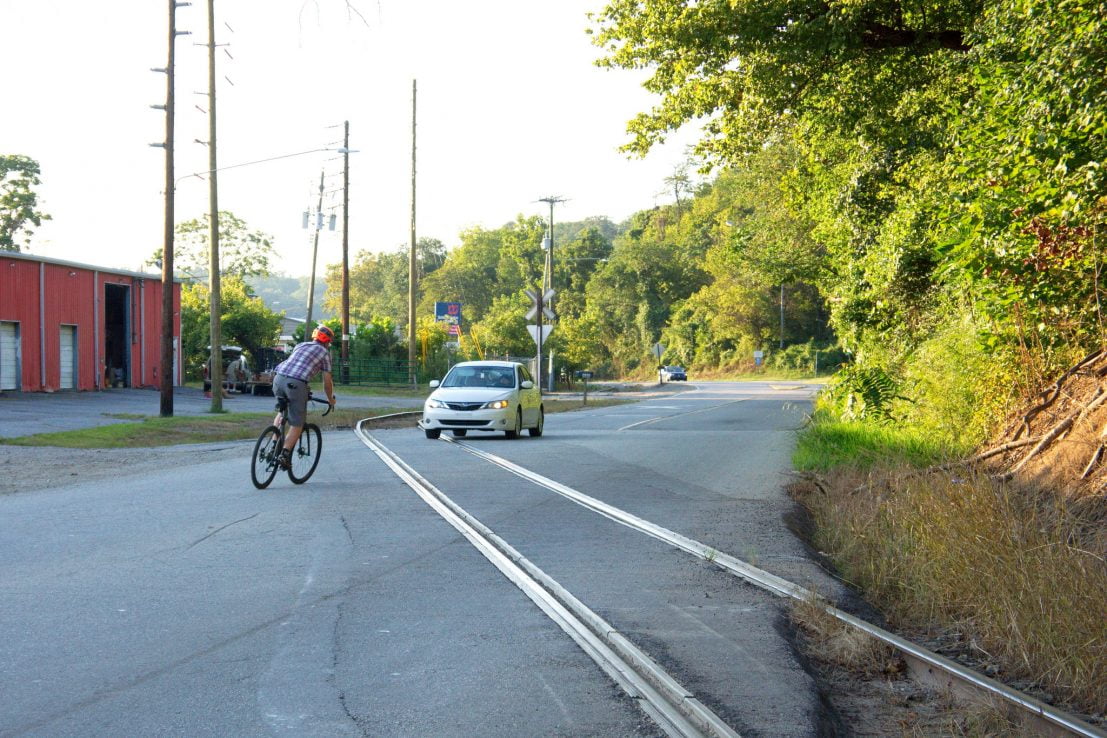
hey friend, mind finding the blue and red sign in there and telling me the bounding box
[435,301,462,336]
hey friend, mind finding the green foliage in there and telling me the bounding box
[179,276,282,379]
[325,238,445,333]
[938,0,1107,351]
[154,211,276,280]
[351,316,404,360]
[825,364,907,423]
[472,293,533,358]
[897,313,1018,448]
[590,0,978,161]
[0,155,51,251]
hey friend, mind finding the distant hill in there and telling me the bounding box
[247,273,331,320]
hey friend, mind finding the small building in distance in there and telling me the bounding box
[0,251,181,392]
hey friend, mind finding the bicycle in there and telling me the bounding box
[251,395,332,489]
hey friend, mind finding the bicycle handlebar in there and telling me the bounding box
[308,395,333,416]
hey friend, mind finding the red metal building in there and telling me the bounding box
[0,252,181,392]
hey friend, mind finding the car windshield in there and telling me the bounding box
[442,366,516,389]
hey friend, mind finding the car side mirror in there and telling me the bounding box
[429,379,440,388]
[520,380,534,389]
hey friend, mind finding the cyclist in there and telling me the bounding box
[273,325,337,469]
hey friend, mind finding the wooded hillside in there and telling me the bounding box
[326,0,1104,450]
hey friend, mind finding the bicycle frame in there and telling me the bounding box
[251,395,331,489]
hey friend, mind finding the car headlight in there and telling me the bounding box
[482,399,509,410]
[426,398,448,409]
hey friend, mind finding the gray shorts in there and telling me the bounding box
[274,374,310,427]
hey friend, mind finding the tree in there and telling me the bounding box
[148,211,276,280]
[938,0,1107,349]
[179,275,282,379]
[0,155,51,251]
[590,0,979,161]
[417,219,545,324]
[324,237,446,332]
[472,292,533,358]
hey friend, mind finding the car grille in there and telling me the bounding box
[442,419,491,427]
[445,402,484,411]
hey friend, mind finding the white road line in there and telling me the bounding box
[355,422,740,738]
[441,439,1107,738]
[618,399,746,431]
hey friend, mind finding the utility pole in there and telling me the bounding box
[156,0,190,416]
[304,169,324,329]
[539,195,566,391]
[341,120,350,385]
[206,0,222,414]
[408,80,417,387]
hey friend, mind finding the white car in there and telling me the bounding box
[419,361,544,439]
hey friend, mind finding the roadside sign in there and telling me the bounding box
[754,350,764,366]
[527,324,553,346]
[525,288,557,322]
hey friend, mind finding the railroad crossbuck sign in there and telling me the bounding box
[525,288,556,346]
[525,288,556,322]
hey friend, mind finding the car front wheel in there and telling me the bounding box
[425,428,441,439]
[505,409,521,439]
[527,407,544,437]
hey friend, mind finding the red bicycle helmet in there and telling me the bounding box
[312,324,335,344]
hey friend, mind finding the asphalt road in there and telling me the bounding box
[0,381,840,737]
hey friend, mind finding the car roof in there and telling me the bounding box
[450,360,520,368]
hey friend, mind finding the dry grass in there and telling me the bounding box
[790,597,903,676]
[792,468,1107,716]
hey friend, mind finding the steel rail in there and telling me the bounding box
[354,422,741,738]
[445,438,1107,738]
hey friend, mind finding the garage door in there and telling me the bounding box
[0,321,19,390]
[60,324,77,389]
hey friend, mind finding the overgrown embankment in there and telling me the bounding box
[791,354,1107,718]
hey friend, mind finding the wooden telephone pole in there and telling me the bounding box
[205,0,223,414]
[157,0,189,416]
[408,80,417,387]
[341,121,350,384]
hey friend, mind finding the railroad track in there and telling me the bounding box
[355,418,1105,738]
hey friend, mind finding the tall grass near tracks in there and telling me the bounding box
[793,419,1107,715]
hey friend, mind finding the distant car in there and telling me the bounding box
[419,360,544,439]
[662,365,687,381]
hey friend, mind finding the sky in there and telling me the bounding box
[2,0,699,279]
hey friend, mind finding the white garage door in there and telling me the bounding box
[0,321,19,390]
[60,324,77,389]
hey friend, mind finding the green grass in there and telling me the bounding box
[0,407,416,448]
[793,413,963,471]
[331,383,428,398]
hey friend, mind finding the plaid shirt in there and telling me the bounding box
[274,341,332,382]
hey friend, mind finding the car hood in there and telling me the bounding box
[428,387,513,403]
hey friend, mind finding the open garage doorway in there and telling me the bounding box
[104,284,130,388]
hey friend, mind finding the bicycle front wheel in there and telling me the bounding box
[251,425,282,489]
[288,423,322,484]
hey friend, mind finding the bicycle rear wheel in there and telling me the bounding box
[288,423,322,484]
[251,425,282,489]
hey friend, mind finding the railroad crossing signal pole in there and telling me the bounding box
[526,288,555,394]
